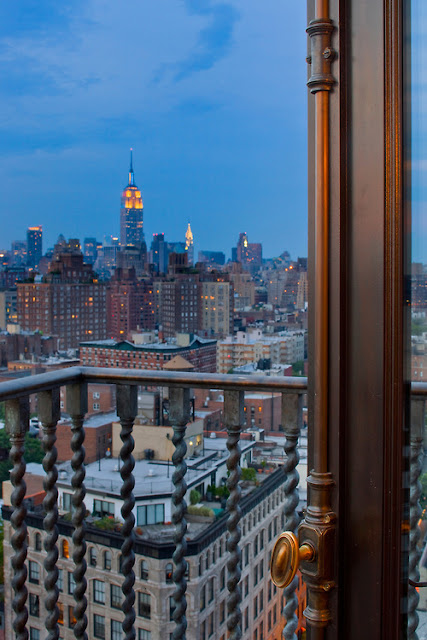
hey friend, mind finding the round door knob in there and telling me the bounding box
[270,531,315,588]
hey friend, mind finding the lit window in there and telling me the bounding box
[165,562,173,583]
[62,539,69,558]
[69,606,76,629]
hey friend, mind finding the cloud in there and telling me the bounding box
[155,1,240,83]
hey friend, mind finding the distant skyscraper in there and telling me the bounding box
[185,222,194,265]
[120,150,144,247]
[150,233,168,273]
[83,237,98,264]
[27,226,42,268]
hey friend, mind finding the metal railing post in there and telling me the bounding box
[66,383,88,640]
[39,389,61,640]
[170,386,191,640]
[281,392,303,639]
[224,389,244,640]
[117,384,138,640]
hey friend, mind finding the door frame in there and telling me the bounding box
[306,1,409,638]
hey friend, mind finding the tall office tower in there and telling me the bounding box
[120,150,144,247]
[185,222,194,265]
[235,232,262,274]
[27,227,43,268]
[83,237,98,264]
[150,233,168,273]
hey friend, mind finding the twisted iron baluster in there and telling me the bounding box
[170,387,190,640]
[117,385,138,640]
[281,393,303,639]
[224,390,244,640]
[6,397,30,640]
[67,383,88,640]
[39,389,61,640]
[409,397,425,640]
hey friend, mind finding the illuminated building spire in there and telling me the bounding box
[185,222,194,265]
[129,148,134,186]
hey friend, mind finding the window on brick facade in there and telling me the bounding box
[29,628,39,640]
[69,606,76,629]
[103,550,111,570]
[29,593,39,617]
[62,539,69,558]
[111,584,122,609]
[111,620,121,640]
[58,603,64,626]
[169,596,175,622]
[93,614,105,639]
[68,571,76,595]
[138,592,151,619]
[93,579,105,604]
[200,584,206,611]
[165,562,173,583]
[29,561,39,584]
[89,547,97,567]
[34,533,42,551]
[137,504,164,526]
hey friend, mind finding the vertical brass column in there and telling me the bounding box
[271,12,337,625]
[304,0,337,634]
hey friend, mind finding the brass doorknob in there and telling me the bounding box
[270,531,315,588]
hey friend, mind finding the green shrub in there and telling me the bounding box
[241,467,257,482]
[187,505,214,517]
[190,489,201,505]
[93,516,122,531]
[214,485,230,499]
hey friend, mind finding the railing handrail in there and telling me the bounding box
[0,365,308,401]
[2,364,427,402]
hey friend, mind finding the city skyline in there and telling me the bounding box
[0,1,309,259]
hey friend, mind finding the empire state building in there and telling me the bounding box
[120,150,144,246]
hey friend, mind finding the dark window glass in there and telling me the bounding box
[34,533,42,552]
[111,584,122,609]
[138,592,151,619]
[29,594,39,617]
[29,561,39,584]
[140,560,149,581]
[93,614,105,639]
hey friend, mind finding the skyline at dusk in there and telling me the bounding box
[0,1,308,260]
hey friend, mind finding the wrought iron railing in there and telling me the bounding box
[1,368,425,640]
[0,366,307,640]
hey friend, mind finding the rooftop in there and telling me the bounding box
[51,437,255,498]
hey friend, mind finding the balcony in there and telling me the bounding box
[0,368,425,639]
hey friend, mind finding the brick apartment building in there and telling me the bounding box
[17,248,108,350]
[80,334,217,373]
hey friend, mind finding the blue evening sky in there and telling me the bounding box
[0,1,308,261]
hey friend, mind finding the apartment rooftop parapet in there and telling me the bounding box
[52,438,255,498]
